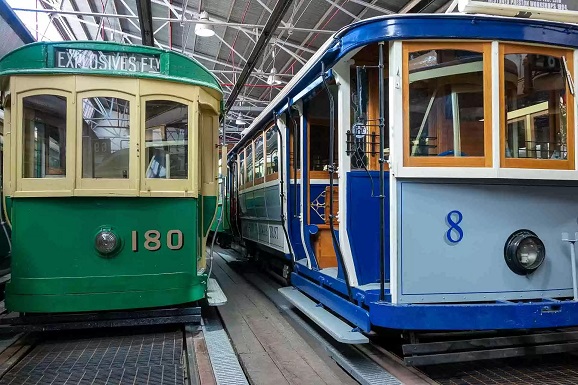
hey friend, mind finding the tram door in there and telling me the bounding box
[305,86,340,269]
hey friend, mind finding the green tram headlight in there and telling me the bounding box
[95,228,120,256]
[504,229,546,275]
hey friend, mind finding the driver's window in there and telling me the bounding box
[403,42,491,167]
[81,96,130,178]
[144,100,188,179]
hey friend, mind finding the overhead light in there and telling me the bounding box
[195,11,215,37]
[267,67,282,85]
[235,113,246,125]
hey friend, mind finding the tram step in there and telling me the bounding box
[207,278,227,306]
[278,287,368,344]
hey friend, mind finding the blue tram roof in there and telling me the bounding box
[228,13,578,158]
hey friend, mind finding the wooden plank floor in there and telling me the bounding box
[211,249,356,385]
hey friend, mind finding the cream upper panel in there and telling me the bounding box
[5,75,221,197]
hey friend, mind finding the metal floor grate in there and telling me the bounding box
[0,328,185,385]
[423,353,578,385]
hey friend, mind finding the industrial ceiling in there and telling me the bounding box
[6,0,457,142]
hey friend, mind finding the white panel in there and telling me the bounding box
[334,58,359,286]
[390,41,403,303]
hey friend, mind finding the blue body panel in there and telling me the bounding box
[292,272,371,332]
[347,171,389,286]
[294,264,578,331]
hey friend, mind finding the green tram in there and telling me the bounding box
[0,41,223,313]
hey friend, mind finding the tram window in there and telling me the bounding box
[22,94,67,178]
[254,134,264,181]
[245,143,253,184]
[307,86,339,172]
[82,97,130,179]
[265,128,278,175]
[504,52,569,161]
[239,151,245,187]
[144,100,188,179]
[407,48,486,160]
[287,109,300,170]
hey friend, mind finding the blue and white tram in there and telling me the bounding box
[228,4,578,353]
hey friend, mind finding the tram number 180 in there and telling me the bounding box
[131,230,184,251]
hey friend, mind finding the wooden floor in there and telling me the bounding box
[211,248,356,385]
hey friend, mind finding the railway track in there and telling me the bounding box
[212,246,578,385]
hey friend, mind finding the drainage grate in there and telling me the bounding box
[0,328,185,385]
[203,317,248,385]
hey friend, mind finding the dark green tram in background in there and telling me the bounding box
[0,41,223,313]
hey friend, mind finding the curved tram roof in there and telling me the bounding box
[0,41,222,95]
[229,13,578,157]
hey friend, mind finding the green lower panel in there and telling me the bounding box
[6,197,207,313]
[7,282,207,313]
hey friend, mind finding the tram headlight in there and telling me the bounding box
[95,229,120,256]
[504,230,546,275]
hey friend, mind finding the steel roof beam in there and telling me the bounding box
[321,0,361,21]
[346,0,394,14]
[224,0,295,112]
[12,8,337,34]
[0,0,35,43]
[135,0,154,46]
[399,0,423,13]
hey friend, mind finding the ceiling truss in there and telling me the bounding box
[10,0,454,139]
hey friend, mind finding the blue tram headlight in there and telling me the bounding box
[504,230,545,275]
[95,229,120,256]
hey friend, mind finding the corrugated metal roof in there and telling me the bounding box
[5,0,457,140]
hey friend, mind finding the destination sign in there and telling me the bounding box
[459,0,578,21]
[54,48,161,74]
[476,0,577,11]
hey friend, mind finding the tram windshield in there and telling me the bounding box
[22,94,67,178]
[144,100,188,179]
[504,53,569,160]
[408,49,486,158]
[81,97,130,178]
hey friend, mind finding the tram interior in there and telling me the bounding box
[504,53,568,160]
[81,97,130,179]
[144,100,188,180]
[23,95,67,178]
[408,49,486,158]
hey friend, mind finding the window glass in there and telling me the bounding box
[254,135,264,180]
[245,144,253,184]
[287,110,300,170]
[82,97,130,178]
[308,86,339,172]
[144,100,188,179]
[504,53,568,160]
[239,151,245,186]
[266,129,278,175]
[22,94,67,178]
[408,49,485,158]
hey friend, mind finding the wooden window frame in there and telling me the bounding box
[253,132,265,185]
[238,148,246,191]
[499,43,575,170]
[402,41,493,168]
[241,141,254,189]
[15,87,76,196]
[265,126,279,182]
